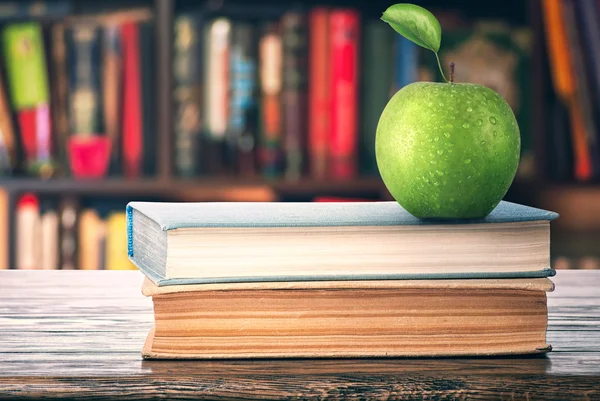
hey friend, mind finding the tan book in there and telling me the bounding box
[78,209,102,270]
[141,277,554,359]
[40,205,59,270]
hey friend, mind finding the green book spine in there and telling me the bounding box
[281,11,308,181]
[2,22,50,109]
[360,21,393,176]
[173,14,202,177]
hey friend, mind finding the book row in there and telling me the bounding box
[0,2,534,182]
[172,3,535,180]
[9,193,135,270]
[0,5,156,179]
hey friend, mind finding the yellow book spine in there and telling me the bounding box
[105,212,136,270]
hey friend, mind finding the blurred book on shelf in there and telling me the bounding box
[13,192,136,270]
[541,0,600,183]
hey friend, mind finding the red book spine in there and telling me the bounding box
[18,109,37,163]
[329,10,360,180]
[18,106,52,173]
[308,8,330,179]
[121,22,143,178]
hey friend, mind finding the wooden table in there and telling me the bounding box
[0,270,599,400]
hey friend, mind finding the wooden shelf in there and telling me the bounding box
[0,177,386,201]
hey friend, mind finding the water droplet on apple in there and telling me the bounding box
[433,181,440,187]
[443,132,451,138]
[489,116,497,125]
[437,150,444,155]
[480,140,486,145]
[448,149,453,153]
[429,171,435,177]
[476,119,483,127]
[430,160,437,164]
[462,123,470,129]
[458,180,463,184]
[446,142,455,147]
[450,116,456,120]
[467,100,472,104]
[464,158,472,164]
[434,136,440,142]
[466,107,473,112]
[428,138,433,143]
[493,130,498,137]
[435,203,441,209]
[436,170,444,176]
[450,197,455,202]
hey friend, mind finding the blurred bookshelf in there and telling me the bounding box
[0,0,599,270]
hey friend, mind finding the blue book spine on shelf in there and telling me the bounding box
[394,35,418,91]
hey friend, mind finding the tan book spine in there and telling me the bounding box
[78,209,101,270]
[40,207,59,270]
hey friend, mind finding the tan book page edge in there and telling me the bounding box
[141,276,555,296]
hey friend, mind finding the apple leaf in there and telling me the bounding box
[381,3,441,52]
[381,3,447,82]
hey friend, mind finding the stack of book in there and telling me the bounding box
[127,200,558,358]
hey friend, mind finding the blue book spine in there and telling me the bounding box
[228,23,258,173]
[394,36,418,91]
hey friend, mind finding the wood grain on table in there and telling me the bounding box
[0,270,599,400]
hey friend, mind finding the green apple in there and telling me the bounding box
[376,81,520,219]
[377,3,520,219]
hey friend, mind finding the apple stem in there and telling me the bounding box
[434,52,449,83]
[450,62,455,83]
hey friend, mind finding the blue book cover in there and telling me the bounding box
[127,200,558,286]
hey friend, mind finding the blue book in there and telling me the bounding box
[127,201,558,286]
[394,35,418,91]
